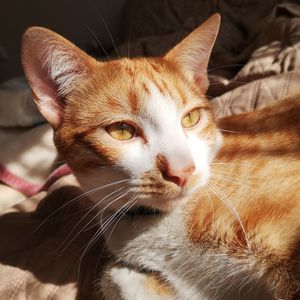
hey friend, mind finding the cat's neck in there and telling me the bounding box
[102,197,188,256]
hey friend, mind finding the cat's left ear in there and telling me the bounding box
[21,27,96,128]
[165,14,221,93]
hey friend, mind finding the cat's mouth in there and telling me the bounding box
[129,173,204,211]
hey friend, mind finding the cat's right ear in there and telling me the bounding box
[22,27,96,128]
[165,14,220,93]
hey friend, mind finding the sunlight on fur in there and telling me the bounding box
[22,13,300,300]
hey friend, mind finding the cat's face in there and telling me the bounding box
[22,14,221,211]
[56,58,221,211]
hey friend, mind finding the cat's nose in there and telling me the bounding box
[163,164,195,187]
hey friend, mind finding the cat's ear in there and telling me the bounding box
[22,27,96,128]
[165,14,220,93]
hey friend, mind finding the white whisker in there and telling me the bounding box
[76,197,135,279]
[56,187,129,256]
[84,24,111,61]
[219,129,240,134]
[93,5,120,58]
[208,181,252,254]
[99,196,137,258]
[34,179,130,232]
[203,187,215,234]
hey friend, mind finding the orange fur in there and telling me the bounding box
[144,275,175,297]
[187,98,300,298]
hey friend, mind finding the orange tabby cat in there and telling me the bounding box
[21,14,300,300]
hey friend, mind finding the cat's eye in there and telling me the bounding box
[182,108,201,128]
[106,122,135,140]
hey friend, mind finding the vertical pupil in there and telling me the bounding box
[188,113,192,122]
[121,124,124,134]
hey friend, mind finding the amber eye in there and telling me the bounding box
[181,108,201,128]
[106,122,135,140]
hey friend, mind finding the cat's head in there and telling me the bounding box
[22,14,222,211]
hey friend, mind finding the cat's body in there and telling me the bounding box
[21,14,300,300]
[101,98,300,300]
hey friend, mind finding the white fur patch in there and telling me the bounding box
[118,82,210,183]
[110,267,173,300]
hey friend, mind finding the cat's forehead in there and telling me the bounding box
[90,57,208,114]
[66,57,210,129]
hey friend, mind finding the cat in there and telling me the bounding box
[21,13,300,300]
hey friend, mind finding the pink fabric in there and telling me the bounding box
[0,164,72,197]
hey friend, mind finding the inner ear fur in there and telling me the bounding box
[21,27,96,128]
[165,13,221,93]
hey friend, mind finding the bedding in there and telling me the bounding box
[0,1,300,299]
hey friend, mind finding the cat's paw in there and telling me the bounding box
[100,264,175,300]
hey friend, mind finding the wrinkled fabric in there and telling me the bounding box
[118,1,300,117]
[0,77,44,127]
[0,176,108,300]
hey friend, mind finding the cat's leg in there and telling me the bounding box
[100,263,176,300]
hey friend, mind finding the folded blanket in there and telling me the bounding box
[0,124,56,183]
[0,175,107,300]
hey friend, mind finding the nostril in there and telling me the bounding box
[162,164,195,187]
[163,172,185,187]
[157,153,195,187]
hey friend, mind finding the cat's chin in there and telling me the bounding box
[137,196,187,212]
[134,180,207,212]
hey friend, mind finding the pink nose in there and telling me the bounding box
[163,165,195,187]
